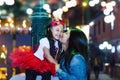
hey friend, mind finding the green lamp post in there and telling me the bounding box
[31,2,51,51]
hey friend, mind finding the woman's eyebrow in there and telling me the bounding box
[63,30,67,32]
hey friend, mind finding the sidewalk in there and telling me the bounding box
[10,72,118,80]
[90,72,118,80]
[10,73,59,80]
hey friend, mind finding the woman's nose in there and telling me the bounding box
[59,35,63,39]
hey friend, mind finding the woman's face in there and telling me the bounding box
[51,25,63,40]
[60,30,70,44]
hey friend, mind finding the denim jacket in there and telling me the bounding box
[57,54,87,80]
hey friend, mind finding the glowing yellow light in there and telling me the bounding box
[82,2,87,7]
[75,25,81,29]
[0,68,7,79]
[2,45,5,48]
[10,23,14,28]
[5,23,9,26]
[22,20,27,28]
[7,18,13,22]
[0,52,6,59]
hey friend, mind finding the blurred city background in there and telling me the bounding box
[0,0,120,80]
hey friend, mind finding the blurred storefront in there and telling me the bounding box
[0,34,31,80]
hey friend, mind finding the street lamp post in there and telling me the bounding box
[99,41,112,62]
[82,2,87,25]
[99,41,112,73]
[31,1,51,51]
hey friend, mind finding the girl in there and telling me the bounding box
[9,18,64,80]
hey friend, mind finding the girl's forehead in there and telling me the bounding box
[53,25,63,29]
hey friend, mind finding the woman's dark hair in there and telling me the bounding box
[64,28,88,71]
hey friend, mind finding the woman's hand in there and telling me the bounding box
[56,63,60,71]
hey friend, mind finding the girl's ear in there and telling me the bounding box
[48,27,52,31]
[49,27,52,31]
[47,28,50,31]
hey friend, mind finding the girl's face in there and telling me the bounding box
[51,25,63,40]
[60,30,70,44]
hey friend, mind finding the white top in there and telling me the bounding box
[34,37,50,60]
[54,40,59,53]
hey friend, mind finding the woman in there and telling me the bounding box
[56,28,88,80]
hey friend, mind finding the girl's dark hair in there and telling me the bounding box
[45,24,53,39]
[46,23,62,60]
[63,28,88,71]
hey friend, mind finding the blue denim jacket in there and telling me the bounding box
[57,54,87,80]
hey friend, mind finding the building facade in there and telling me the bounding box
[90,2,120,62]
